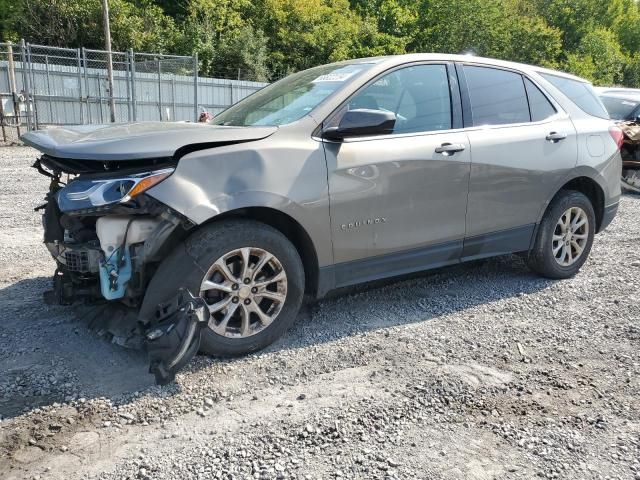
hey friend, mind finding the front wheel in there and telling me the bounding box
[141,220,305,356]
[527,190,596,279]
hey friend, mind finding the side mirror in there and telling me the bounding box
[323,109,396,141]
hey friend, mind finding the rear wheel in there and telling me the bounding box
[527,190,595,279]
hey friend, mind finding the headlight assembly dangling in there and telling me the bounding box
[56,168,174,212]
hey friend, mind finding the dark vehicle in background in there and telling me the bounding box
[596,87,640,193]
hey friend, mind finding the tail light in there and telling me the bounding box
[609,125,625,150]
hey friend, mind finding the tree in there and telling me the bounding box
[409,0,562,68]
[0,0,23,42]
[623,54,640,89]
[212,26,270,80]
[564,28,626,85]
[258,0,363,74]
[615,0,640,54]
[533,0,613,50]
[6,0,103,48]
[411,0,511,57]
[503,15,562,68]
[179,0,258,76]
[350,0,418,39]
[109,0,181,53]
[3,0,178,53]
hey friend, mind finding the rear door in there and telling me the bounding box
[323,63,471,286]
[457,63,578,259]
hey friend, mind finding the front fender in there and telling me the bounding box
[145,132,333,267]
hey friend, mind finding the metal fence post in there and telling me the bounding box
[129,49,137,122]
[6,42,16,95]
[77,48,84,123]
[26,43,39,128]
[7,42,20,137]
[45,55,53,124]
[171,78,176,121]
[20,40,32,130]
[96,65,104,124]
[157,58,163,120]
[193,52,198,122]
[82,48,92,124]
[0,99,5,143]
[125,50,131,122]
[0,79,6,142]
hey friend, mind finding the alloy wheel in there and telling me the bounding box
[199,247,287,338]
[552,207,589,267]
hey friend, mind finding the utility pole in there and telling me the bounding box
[102,0,116,123]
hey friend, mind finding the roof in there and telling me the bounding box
[337,53,590,83]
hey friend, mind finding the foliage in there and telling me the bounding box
[109,0,181,53]
[564,28,626,86]
[2,0,640,86]
[623,53,640,89]
[3,0,103,48]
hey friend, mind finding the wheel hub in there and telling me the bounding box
[199,247,287,338]
[552,206,589,267]
[238,285,252,300]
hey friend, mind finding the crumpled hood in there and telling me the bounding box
[21,122,278,161]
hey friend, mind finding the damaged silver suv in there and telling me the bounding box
[24,54,622,376]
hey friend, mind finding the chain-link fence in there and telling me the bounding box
[0,40,268,145]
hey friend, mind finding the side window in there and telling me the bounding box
[524,78,556,122]
[463,65,530,126]
[345,64,452,134]
[539,73,609,119]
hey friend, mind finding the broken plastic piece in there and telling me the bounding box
[146,289,208,386]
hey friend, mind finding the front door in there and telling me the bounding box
[323,63,471,287]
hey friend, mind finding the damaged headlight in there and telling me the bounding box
[57,168,174,212]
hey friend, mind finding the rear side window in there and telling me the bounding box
[540,73,609,119]
[524,78,556,121]
[463,65,530,126]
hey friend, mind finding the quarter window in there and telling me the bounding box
[539,73,609,119]
[524,78,556,122]
[463,65,530,126]
[343,64,452,134]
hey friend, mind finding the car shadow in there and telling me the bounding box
[0,254,553,420]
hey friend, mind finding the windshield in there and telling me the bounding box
[600,95,640,120]
[211,63,373,127]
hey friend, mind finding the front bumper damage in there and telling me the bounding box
[34,155,205,384]
[147,289,208,385]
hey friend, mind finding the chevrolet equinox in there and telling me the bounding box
[23,54,622,366]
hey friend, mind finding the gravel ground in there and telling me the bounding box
[0,146,639,480]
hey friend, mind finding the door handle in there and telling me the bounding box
[435,143,466,155]
[546,131,567,142]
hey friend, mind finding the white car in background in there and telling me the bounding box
[595,87,640,193]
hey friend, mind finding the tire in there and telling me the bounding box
[527,190,596,279]
[139,219,305,356]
